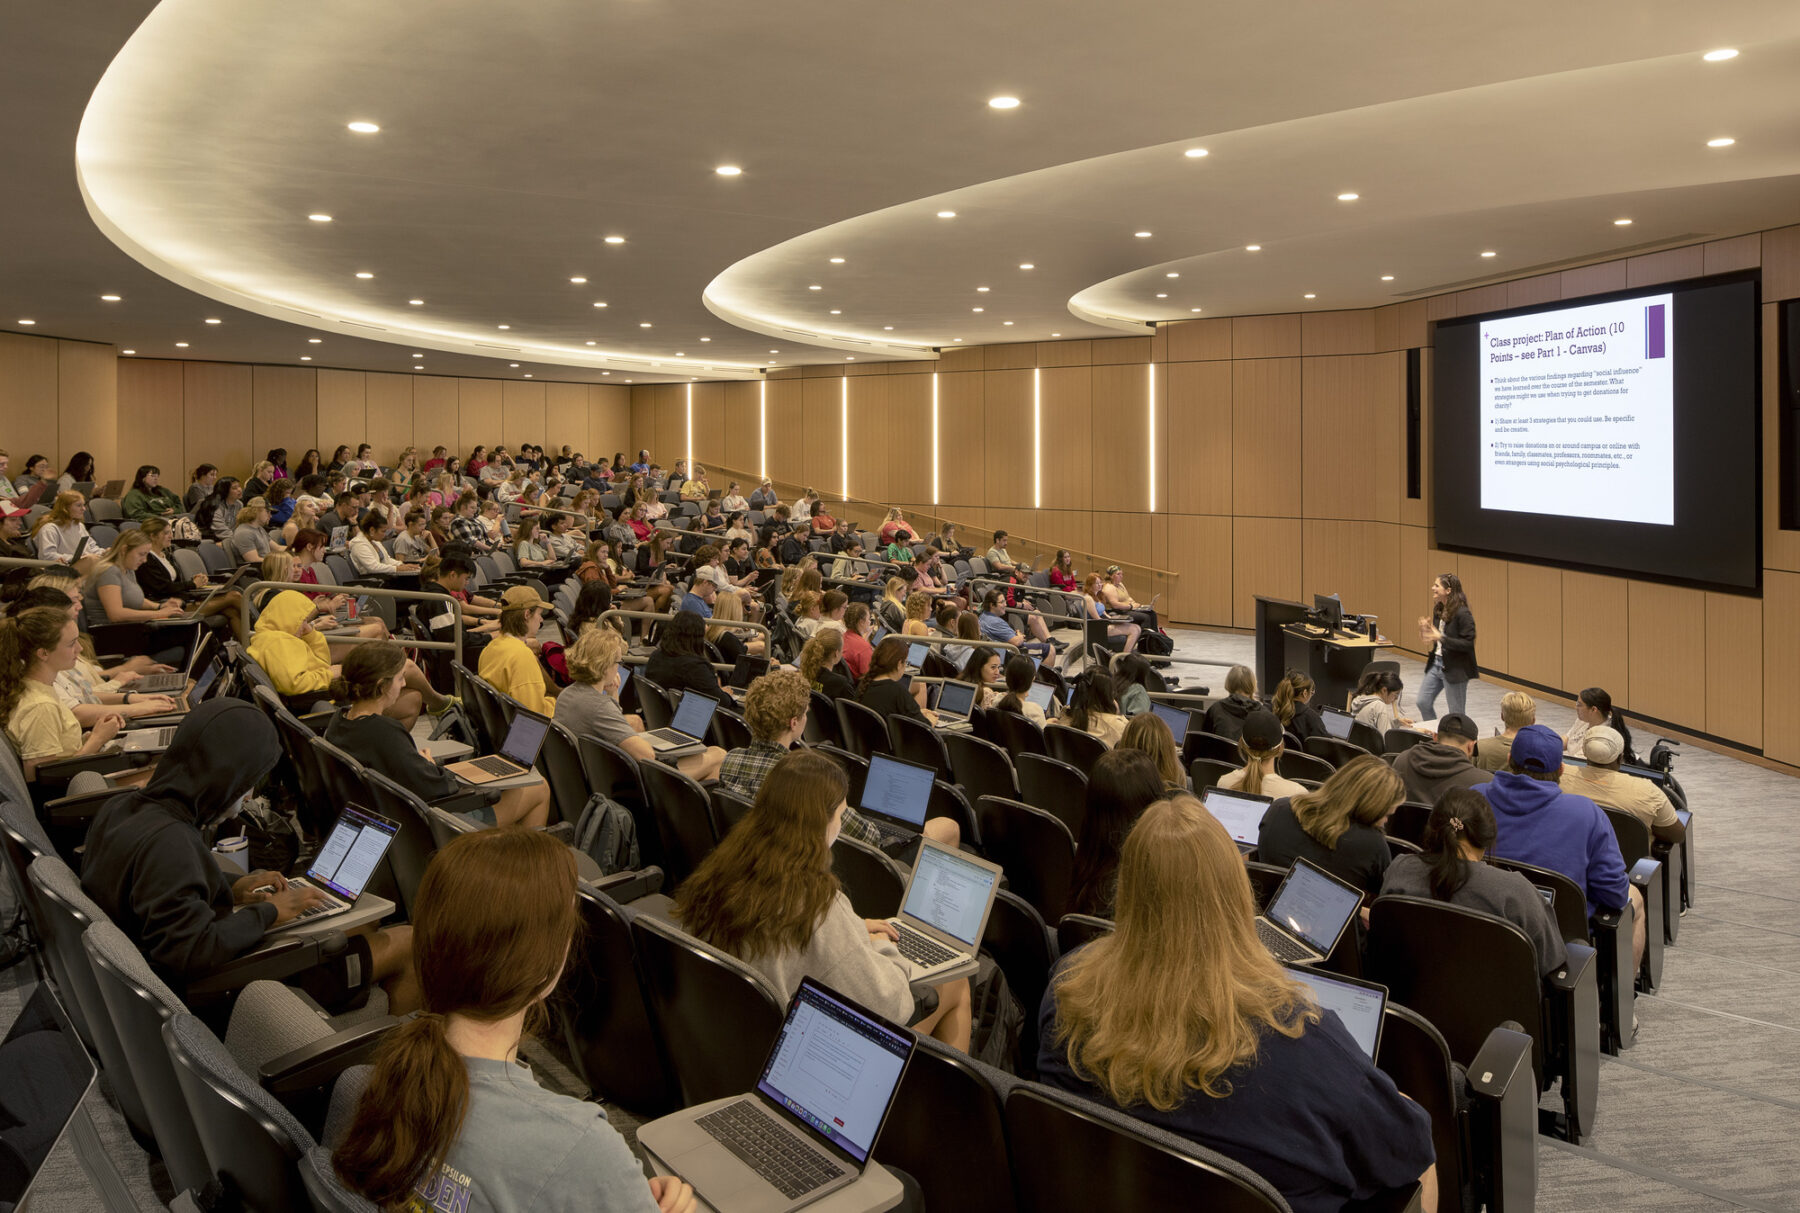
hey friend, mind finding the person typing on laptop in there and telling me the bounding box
[79,700,418,1009]
[1257,755,1405,908]
[553,627,726,782]
[1039,794,1437,1213]
[331,828,691,1213]
[675,750,972,1052]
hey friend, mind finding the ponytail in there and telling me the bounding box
[1271,670,1312,728]
[1610,709,1636,766]
[1420,787,1497,902]
[0,608,69,722]
[332,1013,471,1207]
[1236,736,1282,797]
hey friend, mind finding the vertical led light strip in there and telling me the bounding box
[1032,367,1042,509]
[758,379,767,479]
[685,383,693,474]
[931,372,940,505]
[1147,363,1157,513]
[840,375,850,498]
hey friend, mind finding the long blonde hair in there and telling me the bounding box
[1050,795,1313,1109]
[1290,754,1404,849]
[1120,712,1182,787]
[85,527,150,587]
[1234,734,1283,797]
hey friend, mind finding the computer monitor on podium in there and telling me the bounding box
[1313,593,1344,633]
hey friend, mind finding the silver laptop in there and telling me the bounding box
[855,753,936,852]
[132,634,212,694]
[933,679,977,733]
[1284,963,1389,1059]
[884,837,1004,984]
[0,983,96,1210]
[1025,682,1055,714]
[447,711,549,785]
[640,977,915,1213]
[1201,786,1274,851]
[123,655,224,731]
[1320,707,1355,740]
[642,690,717,759]
[264,805,400,934]
[118,722,179,753]
[1150,700,1190,737]
[1255,858,1364,965]
[905,640,930,670]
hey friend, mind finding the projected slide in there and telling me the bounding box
[1479,294,1674,525]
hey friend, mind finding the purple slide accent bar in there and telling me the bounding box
[1645,304,1666,359]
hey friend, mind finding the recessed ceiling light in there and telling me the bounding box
[604,235,626,244]
[523,374,532,378]
[100,294,120,302]
[308,213,332,223]
[300,355,311,360]
[509,363,519,368]
[1480,250,1497,258]
[676,353,685,357]
[1051,332,1061,337]
[700,336,711,342]
[593,301,608,308]
[354,271,374,279]
[408,299,424,305]
[497,324,510,329]
[204,318,221,325]
[770,349,779,353]
[829,309,842,315]
[972,307,984,313]
[347,121,380,133]
[585,340,596,346]
[17,319,34,325]
[988,96,1020,109]
[846,356,856,361]
[884,325,894,330]
[410,353,423,358]
[624,379,633,383]
[122,348,135,354]
[641,322,653,328]
[413,366,422,371]
[936,210,956,219]
[308,337,322,343]
[1184,147,1209,158]
[174,341,188,347]
[1019,263,1034,270]
[1002,321,1013,326]
[1189,309,1201,314]
[953,338,963,342]
[1303,293,1316,299]
[1707,137,1735,148]
[1156,293,1167,299]
[570,276,587,284]
[1380,275,1395,282]
[1703,48,1738,61]
[1614,218,1633,226]
[1245,244,1262,252]
[829,257,845,264]
[976,286,990,292]
[1166,272,1180,278]
[602,371,610,375]
[1135,231,1152,238]
[808,284,822,291]
[715,165,743,176]
[1337,192,1359,202]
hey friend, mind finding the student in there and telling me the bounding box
[1048,549,1079,595]
[1379,788,1568,977]
[1560,726,1685,845]
[1257,755,1404,902]
[1039,795,1437,1213]
[1118,712,1185,790]
[2,606,125,780]
[1069,749,1167,917]
[85,528,191,628]
[645,609,729,702]
[121,465,183,521]
[901,590,933,637]
[1415,573,1477,720]
[994,654,1048,725]
[229,499,275,564]
[294,448,325,480]
[1217,710,1310,800]
[1111,653,1156,717]
[81,699,417,1006]
[554,626,726,782]
[331,828,686,1212]
[1476,691,1535,772]
[957,645,1003,710]
[674,750,972,1050]
[877,507,917,547]
[977,588,1053,666]
[1564,686,1635,762]
[1350,668,1415,737]
[1080,572,1140,654]
[799,629,855,701]
[195,477,243,543]
[720,481,749,512]
[1390,713,1491,805]
[716,669,811,798]
[328,642,547,829]
[856,636,934,720]
[449,492,496,553]
[1097,564,1161,634]
[1064,668,1127,747]
[1272,669,1328,741]
[478,587,557,715]
[56,451,96,495]
[840,603,875,680]
[0,506,31,561]
[1201,665,1263,741]
[348,513,417,577]
[184,463,218,512]
[251,589,448,725]
[31,491,96,570]
[392,509,437,560]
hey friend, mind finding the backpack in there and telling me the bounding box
[968,954,1028,1073]
[1137,629,1174,657]
[572,792,641,875]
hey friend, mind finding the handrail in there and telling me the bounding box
[242,581,466,665]
[597,608,774,672]
[0,556,61,572]
[879,632,1022,659]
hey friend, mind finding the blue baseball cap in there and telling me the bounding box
[1509,724,1565,774]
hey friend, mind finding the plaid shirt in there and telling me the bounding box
[717,739,884,846]
[449,513,492,552]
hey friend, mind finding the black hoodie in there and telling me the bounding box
[80,699,283,988]
[1201,693,1264,742]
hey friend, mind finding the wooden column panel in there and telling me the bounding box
[766,379,805,488]
[651,385,684,466]
[1705,591,1761,748]
[412,376,459,460]
[1233,517,1302,629]
[545,383,590,458]
[1504,562,1563,691]
[848,375,889,505]
[1039,366,1093,513]
[982,369,1033,511]
[801,376,844,497]
[116,359,186,488]
[589,385,632,469]
[56,342,118,476]
[458,379,501,458]
[1166,515,1233,626]
[1560,572,1629,705]
[183,362,253,481]
[1232,359,1301,518]
[364,373,416,462]
[1625,582,1706,730]
[502,381,546,451]
[1302,520,1400,647]
[318,370,367,454]
[1090,363,1156,513]
[1763,571,1800,765]
[1451,554,1509,675]
[252,366,319,476]
[629,387,655,456]
[689,383,726,470]
[721,382,760,477]
[1165,361,1231,516]
[936,372,985,511]
[0,333,60,467]
[885,374,932,505]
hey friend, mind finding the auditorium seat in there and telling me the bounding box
[975,796,1074,923]
[1056,913,1114,955]
[946,733,1020,804]
[980,889,1056,1078]
[875,1036,1018,1213]
[555,885,677,1115]
[836,697,894,759]
[831,835,906,918]
[636,759,718,887]
[631,915,785,1106]
[1190,758,1240,793]
[889,712,951,777]
[1015,753,1087,835]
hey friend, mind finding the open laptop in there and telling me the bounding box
[1255,858,1364,965]
[729,653,771,691]
[640,977,915,1213]
[1201,786,1274,851]
[0,983,96,1210]
[1026,682,1055,714]
[447,710,550,785]
[641,690,718,759]
[854,753,936,852]
[94,478,127,500]
[1284,963,1388,1059]
[265,805,400,933]
[884,837,1004,984]
[125,651,225,731]
[132,633,212,694]
[1320,706,1356,740]
[932,679,977,732]
[1150,700,1191,738]
[905,640,930,670]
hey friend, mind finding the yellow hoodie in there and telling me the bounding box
[247,590,333,696]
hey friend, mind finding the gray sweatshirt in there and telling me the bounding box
[1379,854,1568,976]
[742,891,921,1025]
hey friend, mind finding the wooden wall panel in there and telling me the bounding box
[183,362,253,482]
[1232,358,1301,518]
[589,385,632,470]
[1035,509,1092,559]
[1232,314,1301,359]
[1166,515,1233,626]
[1505,561,1563,689]
[1626,582,1707,729]
[1764,223,1800,301]
[1165,361,1231,515]
[983,343,1038,371]
[365,373,416,462]
[1706,591,1762,748]
[458,379,502,459]
[116,359,186,488]
[847,375,889,504]
[1303,354,1386,522]
[1703,233,1760,276]
[1091,512,1155,570]
[1302,521,1400,649]
[1559,260,1628,300]
[57,342,118,475]
[1395,525,1431,657]
[630,389,654,456]
[1762,571,1800,765]
[885,374,932,505]
[1164,318,1231,363]
[1233,517,1303,628]
[1300,310,1375,357]
[645,385,678,465]
[1039,366,1093,512]
[765,379,806,489]
[689,383,726,470]
[1560,572,1630,705]
[1038,340,1093,368]
[801,376,845,497]
[936,372,985,511]
[1505,274,1562,311]
[721,382,759,477]
[1091,337,1150,366]
[1090,363,1155,513]
[412,376,459,461]
[545,383,589,458]
[982,370,1033,510]
[501,381,546,453]
[1627,245,1706,288]
[1452,555,1510,675]
[318,370,366,453]
[252,367,319,476]
[0,333,60,468]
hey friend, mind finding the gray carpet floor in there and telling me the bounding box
[5,625,1797,1210]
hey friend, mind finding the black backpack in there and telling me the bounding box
[572,792,641,875]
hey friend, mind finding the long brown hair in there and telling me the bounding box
[335,829,579,1207]
[1431,572,1469,627]
[1270,670,1313,727]
[857,636,908,696]
[798,628,843,688]
[0,608,71,721]
[673,750,845,958]
[31,490,84,536]
[1051,795,1312,1109]
[1290,754,1404,849]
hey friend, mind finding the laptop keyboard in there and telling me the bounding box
[467,755,522,777]
[894,925,960,969]
[1256,918,1315,963]
[866,819,914,851]
[696,1102,843,1199]
[134,673,185,693]
[287,878,344,921]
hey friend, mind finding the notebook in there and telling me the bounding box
[1150,700,1191,738]
[933,679,977,732]
[447,711,550,785]
[641,690,717,758]
[0,983,95,1209]
[264,805,400,933]
[884,838,1004,984]
[855,753,936,852]
[1255,858,1364,965]
[639,977,915,1213]
[1201,786,1274,850]
[1320,707,1355,740]
[1284,964,1389,1059]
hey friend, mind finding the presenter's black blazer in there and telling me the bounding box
[1431,607,1478,683]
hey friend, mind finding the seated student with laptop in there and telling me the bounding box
[331,828,692,1213]
[1215,710,1310,800]
[553,626,725,783]
[79,700,419,1011]
[1038,794,1437,1213]
[674,750,972,1052]
[1257,755,1406,905]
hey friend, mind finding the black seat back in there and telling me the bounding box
[636,677,675,731]
[946,732,1019,803]
[1387,801,1433,847]
[356,771,441,922]
[1015,753,1086,835]
[1348,721,1387,755]
[831,836,906,918]
[889,713,951,777]
[981,890,1055,1077]
[803,691,842,746]
[536,719,589,826]
[1489,856,1589,945]
[1275,748,1336,782]
[992,710,1049,758]
[1244,860,1286,910]
[555,887,676,1114]
[707,785,756,838]
[637,760,719,887]
[975,796,1074,923]
[1374,1004,1467,1213]
[577,735,660,869]
[835,697,893,759]
[631,916,785,1106]
[1189,758,1240,792]
[1180,730,1241,767]
[876,1038,1016,1213]
[929,779,980,848]
[1056,913,1114,956]
[1043,724,1108,778]
[1384,728,1427,755]
[1303,734,1372,767]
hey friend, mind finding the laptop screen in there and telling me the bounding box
[616,665,633,694]
[1266,860,1363,954]
[1201,787,1272,845]
[1150,702,1190,737]
[1025,683,1054,712]
[501,712,551,766]
[906,641,929,669]
[860,754,933,827]
[1321,709,1354,740]
[306,805,400,900]
[900,842,1000,949]
[671,691,719,738]
[936,680,976,719]
[189,659,220,704]
[0,984,96,1209]
[730,653,770,688]
[757,979,913,1164]
[1286,965,1387,1059]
